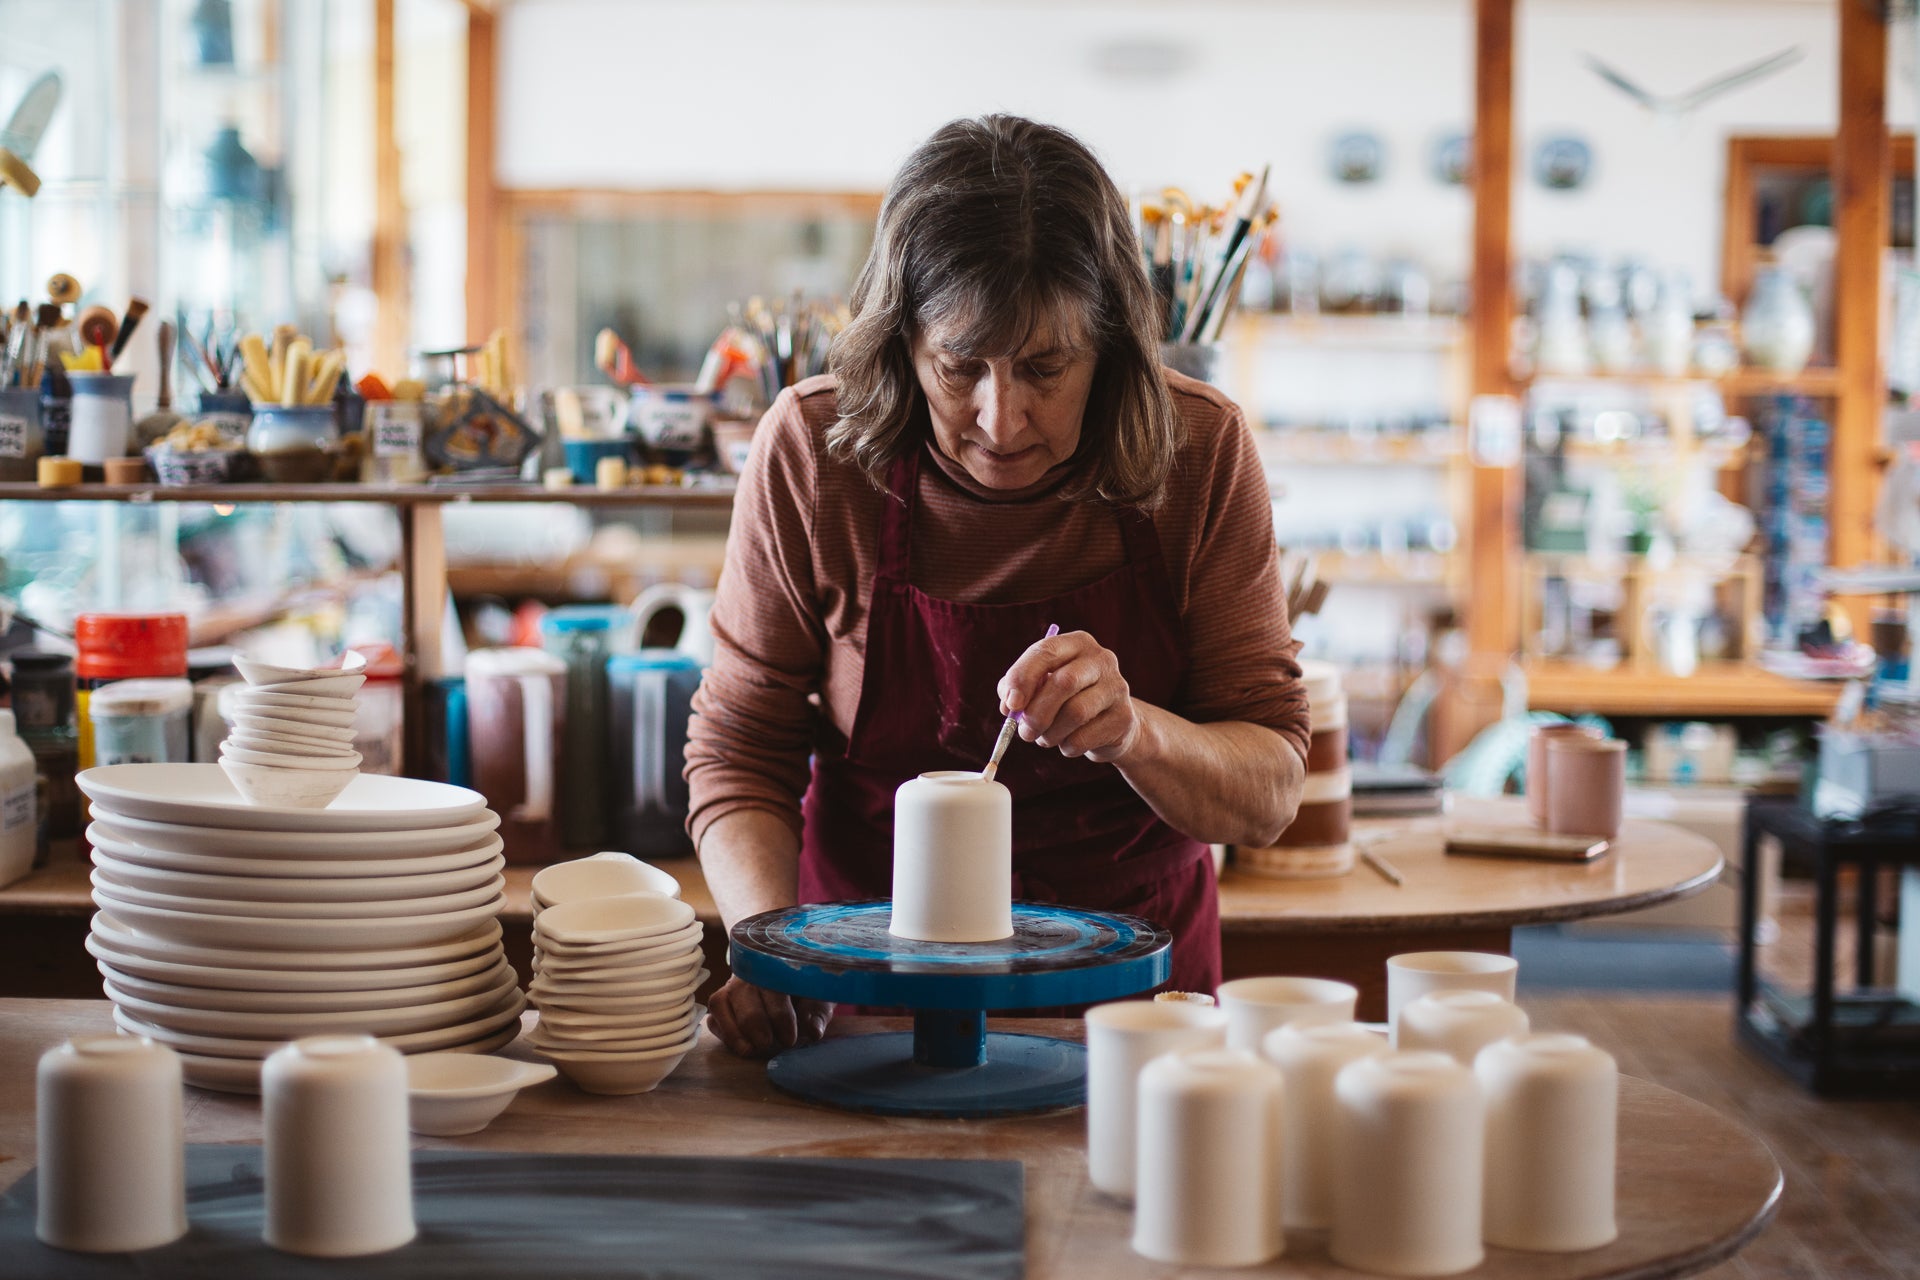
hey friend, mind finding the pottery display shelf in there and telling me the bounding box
[729,902,1170,1117]
[0,1001,1782,1279]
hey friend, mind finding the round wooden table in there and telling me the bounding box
[1218,796,1724,1017]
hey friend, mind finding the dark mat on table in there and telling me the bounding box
[1515,923,1736,993]
[0,1145,1025,1279]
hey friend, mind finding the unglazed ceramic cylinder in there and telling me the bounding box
[1263,1020,1389,1230]
[1218,975,1358,1052]
[263,1035,416,1257]
[1546,736,1627,841]
[1330,1051,1486,1277]
[1386,951,1519,1046]
[1526,722,1600,826]
[1084,999,1228,1199]
[1397,990,1531,1064]
[1132,1048,1284,1267]
[35,1035,186,1252]
[890,771,1012,942]
[1478,1033,1620,1252]
[1237,660,1353,879]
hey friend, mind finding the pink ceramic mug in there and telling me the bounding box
[1544,736,1626,840]
[1526,722,1601,826]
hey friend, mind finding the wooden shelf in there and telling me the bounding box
[1523,367,1842,397]
[1524,659,1843,718]
[1256,431,1459,467]
[1238,312,1466,348]
[1307,549,1457,587]
[0,481,738,508]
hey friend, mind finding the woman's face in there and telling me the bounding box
[909,316,1097,491]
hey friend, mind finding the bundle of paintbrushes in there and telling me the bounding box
[235,325,346,406]
[1280,550,1331,621]
[175,311,244,399]
[713,293,848,408]
[1137,167,1278,345]
[0,273,112,390]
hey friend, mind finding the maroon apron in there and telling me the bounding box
[798,447,1220,1002]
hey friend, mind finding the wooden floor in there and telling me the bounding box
[1527,873,1920,1279]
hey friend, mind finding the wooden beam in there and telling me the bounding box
[1468,0,1519,660]
[465,6,500,344]
[1832,0,1890,623]
[372,0,408,378]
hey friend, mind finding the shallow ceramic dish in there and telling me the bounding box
[541,1036,697,1096]
[222,731,357,759]
[229,713,357,741]
[78,765,487,832]
[533,898,698,948]
[86,825,503,879]
[104,973,522,1038]
[221,743,363,772]
[90,888,505,950]
[247,673,366,698]
[86,923,502,991]
[229,688,360,714]
[531,996,697,1032]
[219,759,356,810]
[176,1020,522,1095]
[93,870,503,919]
[532,950,703,985]
[406,1054,556,1136]
[227,695,359,727]
[99,957,513,1013]
[87,812,499,859]
[531,966,707,1002]
[91,909,503,971]
[530,856,682,910]
[91,848,505,904]
[529,1022,695,1055]
[531,922,704,962]
[232,650,366,686]
[113,986,526,1058]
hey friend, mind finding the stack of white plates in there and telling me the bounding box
[76,763,524,1094]
[529,893,704,1094]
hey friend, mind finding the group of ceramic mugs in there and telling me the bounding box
[218,652,367,809]
[1529,720,1628,841]
[1088,951,1618,1274]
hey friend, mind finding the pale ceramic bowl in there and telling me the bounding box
[405,1053,557,1136]
[222,744,362,772]
[531,998,698,1034]
[233,651,366,686]
[530,1015,697,1055]
[219,759,355,809]
[542,1034,698,1096]
[230,714,357,742]
[533,893,696,947]
[223,731,356,759]
[231,689,358,713]
[533,951,703,984]
[251,673,366,698]
[531,966,707,1002]
[227,697,357,728]
[531,855,682,912]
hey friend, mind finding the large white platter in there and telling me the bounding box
[77,765,487,832]
[87,921,503,990]
[92,872,506,920]
[90,850,506,905]
[86,826,502,879]
[104,973,522,1038]
[175,1020,522,1095]
[98,956,513,1013]
[113,987,526,1058]
[87,812,500,860]
[90,891,505,951]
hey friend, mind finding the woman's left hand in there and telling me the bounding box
[997,630,1144,765]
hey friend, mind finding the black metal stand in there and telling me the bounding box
[1738,796,1920,1095]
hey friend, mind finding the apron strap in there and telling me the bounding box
[1114,502,1161,567]
[875,450,920,580]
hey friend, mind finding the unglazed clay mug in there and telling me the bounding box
[1263,1020,1389,1230]
[1396,990,1530,1065]
[1217,975,1358,1052]
[890,771,1012,942]
[263,1035,416,1257]
[1084,999,1228,1199]
[1526,722,1600,826]
[36,1035,186,1253]
[1386,951,1518,1046]
[1545,735,1627,841]
[1478,1033,1620,1252]
[1330,1050,1486,1277]
[1132,1047,1285,1267]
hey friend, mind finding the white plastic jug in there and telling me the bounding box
[630,583,716,666]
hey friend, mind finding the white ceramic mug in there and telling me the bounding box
[1396,990,1530,1065]
[1132,1047,1284,1267]
[1330,1050,1485,1276]
[1217,975,1358,1052]
[1083,999,1228,1199]
[36,1035,186,1252]
[1262,1021,1388,1231]
[1386,951,1518,1046]
[1478,1033,1619,1252]
[890,771,1012,942]
[263,1035,416,1257]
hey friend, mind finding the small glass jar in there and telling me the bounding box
[87,678,194,766]
[247,404,338,483]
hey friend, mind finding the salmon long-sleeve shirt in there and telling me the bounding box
[683,369,1310,847]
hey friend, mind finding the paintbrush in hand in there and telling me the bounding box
[982,623,1060,782]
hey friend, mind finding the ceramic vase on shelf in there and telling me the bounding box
[1741,266,1816,375]
[1643,272,1697,376]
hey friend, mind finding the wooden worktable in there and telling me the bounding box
[0,999,1780,1279]
[0,797,1721,1019]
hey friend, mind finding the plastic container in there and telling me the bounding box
[0,386,45,481]
[66,373,136,467]
[88,678,194,767]
[466,647,567,864]
[606,649,703,860]
[540,606,635,849]
[423,676,470,787]
[10,650,75,735]
[75,613,190,770]
[0,711,40,889]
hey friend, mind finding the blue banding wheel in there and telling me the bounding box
[767,1031,1090,1118]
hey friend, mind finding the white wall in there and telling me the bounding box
[499,0,1914,295]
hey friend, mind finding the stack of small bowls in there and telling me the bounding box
[220,653,367,808]
[529,892,704,1095]
[529,851,683,921]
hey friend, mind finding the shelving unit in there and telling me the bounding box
[1524,659,1840,720]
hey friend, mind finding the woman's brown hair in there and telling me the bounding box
[826,115,1179,508]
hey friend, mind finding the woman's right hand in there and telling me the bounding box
[706,976,834,1058]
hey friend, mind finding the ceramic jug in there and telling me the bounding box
[465,647,566,864]
[1741,267,1816,374]
[630,582,715,667]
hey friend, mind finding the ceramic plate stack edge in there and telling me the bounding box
[77,763,520,1094]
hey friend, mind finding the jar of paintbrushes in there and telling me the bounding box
[1138,169,1277,385]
